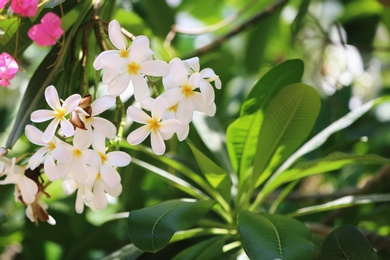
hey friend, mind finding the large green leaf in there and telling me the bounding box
[128,199,216,253]
[258,153,390,204]
[172,236,226,260]
[102,243,144,260]
[253,83,321,187]
[319,225,382,260]
[226,59,304,177]
[288,194,390,218]
[239,211,314,260]
[6,0,94,148]
[273,97,390,177]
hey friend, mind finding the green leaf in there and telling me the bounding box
[188,142,232,204]
[253,83,321,187]
[238,211,314,260]
[319,225,382,260]
[226,59,304,177]
[172,236,226,260]
[260,153,390,203]
[6,0,94,148]
[273,97,389,177]
[102,243,144,260]
[128,199,216,253]
[288,194,390,218]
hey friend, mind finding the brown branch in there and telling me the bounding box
[184,0,289,59]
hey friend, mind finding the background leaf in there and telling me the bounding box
[319,225,382,260]
[128,199,216,253]
[238,211,314,260]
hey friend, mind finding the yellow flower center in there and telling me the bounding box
[73,148,82,158]
[127,62,141,75]
[54,107,66,120]
[119,49,129,58]
[48,141,56,151]
[168,103,179,112]
[182,85,194,97]
[99,152,107,164]
[148,117,161,133]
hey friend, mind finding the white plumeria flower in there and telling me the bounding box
[0,158,38,204]
[109,36,169,100]
[127,97,182,155]
[74,95,117,146]
[62,175,94,214]
[90,173,123,211]
[92,132,131,188]
[93,20,131,71]
[184,57,222,89]
[30,85,81,142]
[162,58,216,124]
[93,21,169,100]
[25,125,70,181]
[56,129,100,186]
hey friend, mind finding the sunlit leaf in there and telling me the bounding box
[288,194,390,218]
[226,59,304,178]
[259,153,390,204]
[319,225,382,260]
[128,199,216,253]
[253,83,321,187]
[239,211,314,259]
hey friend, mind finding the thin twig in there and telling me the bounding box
[185,0,288,59]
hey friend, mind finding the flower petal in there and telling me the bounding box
[199,80,215,105]
[44,85,60,110]
[91,95,115,116]
[100,164,121,188]
[108,20,127,50]
[92,131,106,153]
[127,105,150,124]
[107,151,131,167]
[63,93,82,114]
[127,125,150,145]
[31,109,55,123]
[131,74,149,101]
[184,57,200,73]
[92,178,107,211]
[129,36,153,63]
[44,155,59,181]
[108,72,131,96]
[28,147,48,170]
[159,119,182,136]
[60,119,75,138]
[42,119,60,143]
[140,60,169,77]
[150,131,165,155]
[25,125,45,145]
[91,117,117,139]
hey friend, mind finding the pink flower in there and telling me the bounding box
[11,0,38,17]
[28,12,64,47]
[0,52,19,87]
[0,0,10,9]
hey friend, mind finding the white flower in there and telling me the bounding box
[90,173,122,211]
[93,20,169,100]
[73,95,117,146]
[0,159,38,204]
[184,57,222,89]
[56,129,100,185]
[30,85,81,142]
[127,97,182,155]
[162,58,216,124]
[62,176,94,214]
[25,125,70,181]
[92,132,131,188]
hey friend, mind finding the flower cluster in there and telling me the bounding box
[0,19,221,225]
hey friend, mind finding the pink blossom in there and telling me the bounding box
[0,0,10,9]
[0,52,19,87]
[11,0,38,17]
[28,12,64,47]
